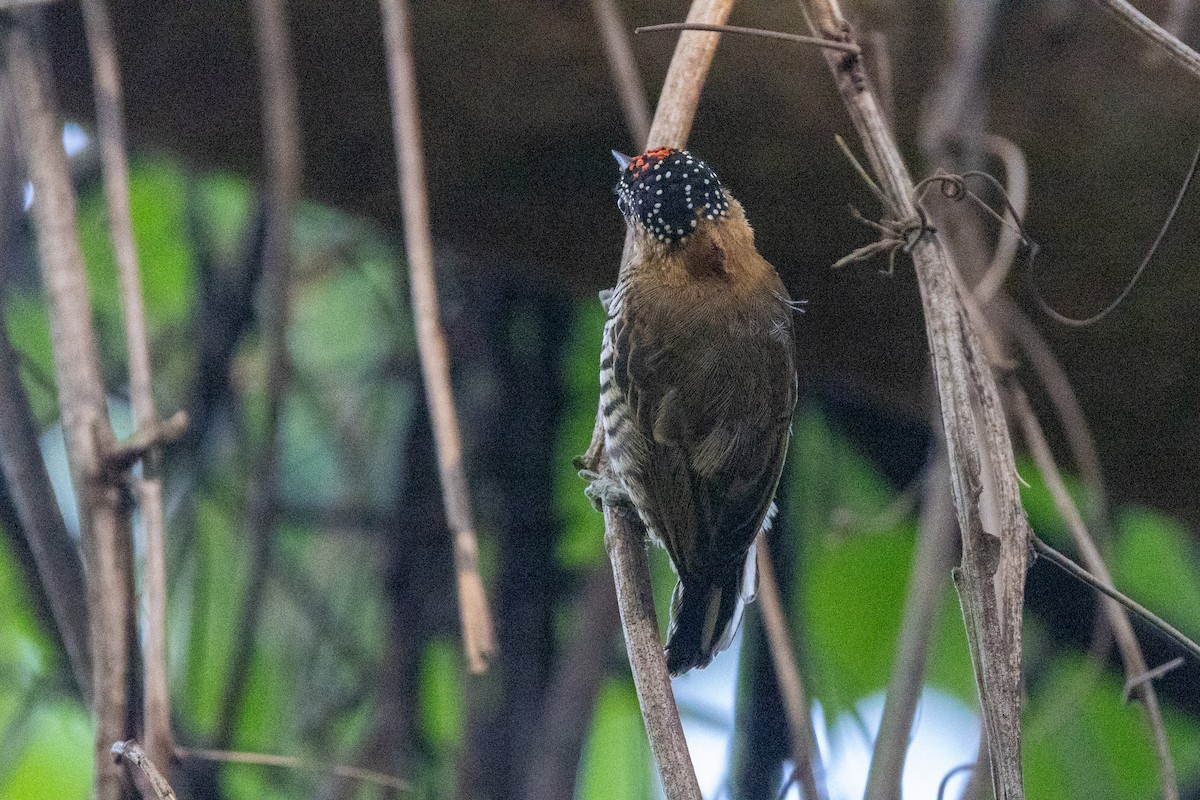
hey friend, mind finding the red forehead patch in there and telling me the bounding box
[627,146,677,179]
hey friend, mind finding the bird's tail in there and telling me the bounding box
[664,541,758,677]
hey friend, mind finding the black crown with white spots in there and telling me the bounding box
[615,147,730,244]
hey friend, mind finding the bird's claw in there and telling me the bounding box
[579,469,632,512]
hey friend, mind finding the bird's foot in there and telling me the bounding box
[579,469,632,513]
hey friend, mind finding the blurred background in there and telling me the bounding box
[2,0,1200,798]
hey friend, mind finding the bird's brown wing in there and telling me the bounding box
[615,292,796,577]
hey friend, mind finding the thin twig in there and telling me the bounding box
[1031,537,1200,664]
[937,762,976,800]
[993,297,1110,542]
[113,740,178,800]
[1012,385,1177,799]
[380,0,496,673]
[1030,141,1200,327]
[756,536,828,800]
[590,0,651,147]
[102,410,189,473]
[4,14,134,800]
[867,31,894,129]
[865,445,958,800]
[215,0,303,746]
[1124,657,1184,702]
[636,22,861,54]
[797,2,1031,795]
[972,134,1029,304]
[0,98,92,701]
[177,746,410,791]
[1092,0,1200,78]
[72,0,176,761]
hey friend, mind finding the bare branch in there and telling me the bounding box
[1092,0,1200,78]
[1031,535,1200,664]
[101,411,189,473]
[603,504,701,800]
[972,134,1029,304]
[113,740,177,800]
[580,2,734,794]
[992,297,1110,542]
[590,0,651,147]
[380,0,496,673]
[636,22,861,54]
[4,13,134,799]
[796,2,1031,795]
[0,100,91,701]
[1030,142,1200,327]
[177,746,409,791]
[75,0,175,756]
[755,536,828,800]
[1124,657,1184,702]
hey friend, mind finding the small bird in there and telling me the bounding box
[600,147,798,675]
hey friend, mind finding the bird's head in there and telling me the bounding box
[612,147,730,245]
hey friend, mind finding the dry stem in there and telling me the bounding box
[796,2,1030,795]
[581,1,734,794]
[5,14,133,799]
[79,0,174,766]
[380,0,496,673]
[1092,0,1200,77]
[113,741,177,800]
[590,0,651,147]
[603,505,701,800]
[177,746,409,791]
[522,566,620,800]
[0,105,91,700]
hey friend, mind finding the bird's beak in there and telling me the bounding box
[611,150,632,171]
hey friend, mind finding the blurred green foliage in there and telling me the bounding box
[1,153,1199,800]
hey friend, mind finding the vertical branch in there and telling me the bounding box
[795,2,1030,796]
[0,87,92,702]
[579,2,733,796]
[214,0,302,746]
[604,505,701,800]
[1011,387,1177,800]
[78,0,174,770]
[589,0,652,147]
[4,13,134,800]
[755,536,827,800]
[379,0,497,673]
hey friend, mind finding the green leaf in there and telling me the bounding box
[1024,654,1184,800]
[420,637,464,749]
[577,679,652,800]
[1111,507,1200,642]
[0,699,91,800]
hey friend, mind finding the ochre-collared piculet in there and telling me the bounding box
[600,147,798,676]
